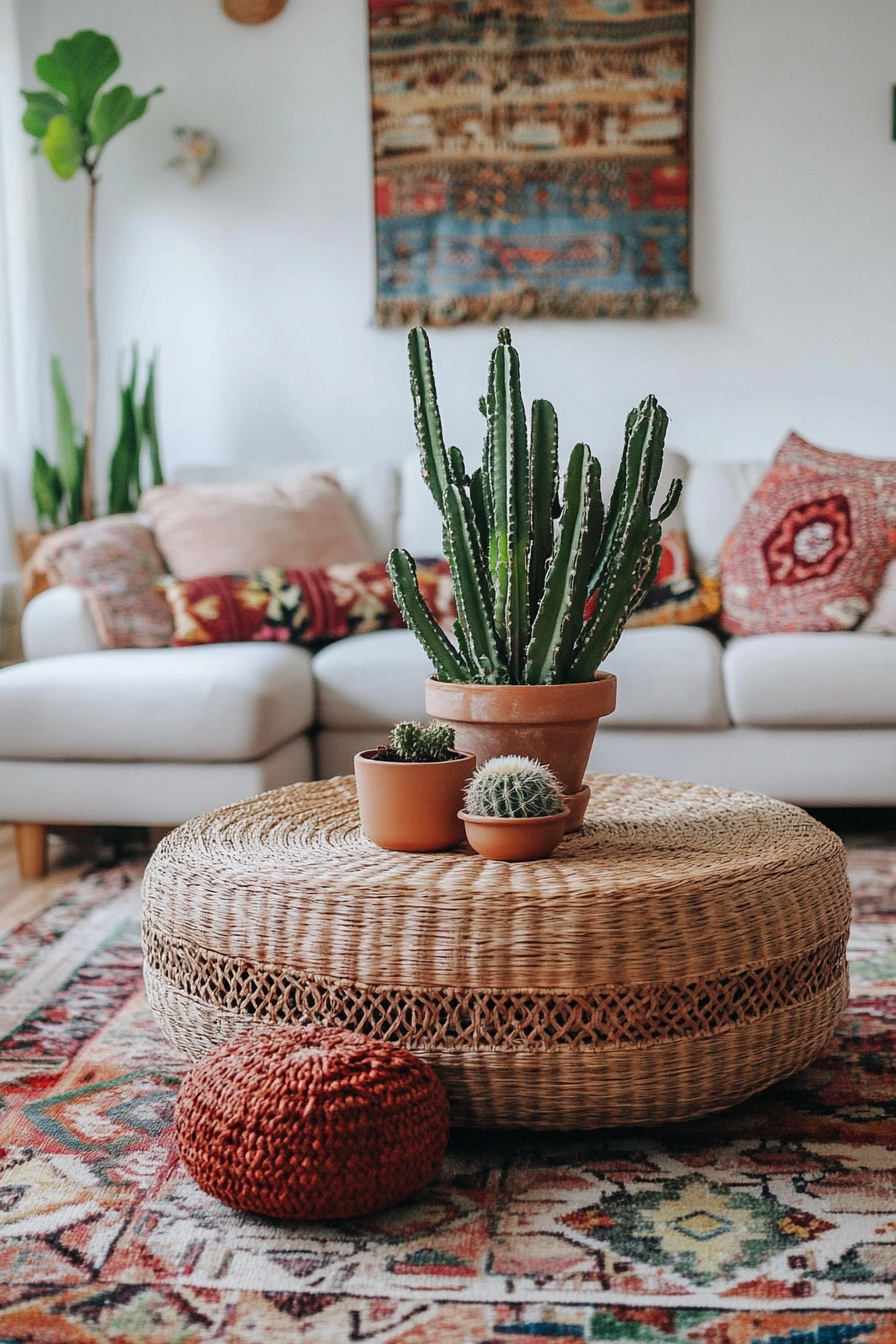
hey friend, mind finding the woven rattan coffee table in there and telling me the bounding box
[143,773,851,1129]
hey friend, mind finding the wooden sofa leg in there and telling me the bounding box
[15,824,48,880]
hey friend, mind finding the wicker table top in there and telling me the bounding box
[143,773,851,1128]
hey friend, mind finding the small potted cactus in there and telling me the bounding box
[387,326,680,822]
[355,720,475,853]
[459,756,570,862]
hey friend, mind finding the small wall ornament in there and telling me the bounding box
[168,127,218,186]
[221,0,287,24]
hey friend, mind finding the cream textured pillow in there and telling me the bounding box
[140,474,372,580]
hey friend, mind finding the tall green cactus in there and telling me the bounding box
[387,327,680,685]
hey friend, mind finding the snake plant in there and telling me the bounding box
[387,327,681,685]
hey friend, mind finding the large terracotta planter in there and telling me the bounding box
[424,674,617,797]
[354,750,476,853]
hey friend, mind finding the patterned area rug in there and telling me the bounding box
[0,841,895,1342]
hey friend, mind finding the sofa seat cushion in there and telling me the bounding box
[724,633,896,727]
[314,626,728,733]
[314,629,434,729]
[601,627,730,729]
[0,644,314,762]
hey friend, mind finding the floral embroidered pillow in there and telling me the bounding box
[720,433,896,635]
[160,561,455,647]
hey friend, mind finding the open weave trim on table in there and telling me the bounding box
[141,923,847,1055]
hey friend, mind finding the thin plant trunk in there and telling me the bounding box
[83,169,98,521]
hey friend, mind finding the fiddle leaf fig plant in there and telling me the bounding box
[387,326,681,686]
[21,30,163,521]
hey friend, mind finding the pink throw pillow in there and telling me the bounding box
[720,433,896,635]
[140,474,372,580]
[29,516,173,648]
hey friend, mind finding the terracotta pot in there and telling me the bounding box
[424,674,617,796]
[459,809,570,862]
[562,784,591,833]
[354,750,476,853]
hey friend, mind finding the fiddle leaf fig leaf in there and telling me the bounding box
[42,114,84,179]
[20,89,67,140]
[89,83,163,147]
[34,30,119,126]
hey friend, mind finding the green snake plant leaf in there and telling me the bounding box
[387,548,472,683]
[42,114,84,179]
[35,30,120,127]
[107,377,140,514]
[20,90,68,140]
[142,354,164,486]
[49,357,81,500]
[31,449,63,529]
[89,83,163,147]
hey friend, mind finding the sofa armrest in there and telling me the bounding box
[22,585,104,659]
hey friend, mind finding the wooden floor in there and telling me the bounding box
[0,825,91,937]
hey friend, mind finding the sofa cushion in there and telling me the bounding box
[0,644,314,762]
[724,633,896,727]
[682,461,766,577]
[314,626,728,733]
[314,629,434,729]
[601,626,730,729]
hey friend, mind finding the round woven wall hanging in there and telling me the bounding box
[221,0,287,24]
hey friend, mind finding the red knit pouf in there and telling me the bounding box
[174,1025,450,1220]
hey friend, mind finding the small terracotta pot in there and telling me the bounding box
[459,809,570,863]
[354,750,476,853]
[424,674,616,795]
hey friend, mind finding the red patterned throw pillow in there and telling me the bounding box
[720,433,896,635]
[160,560,454,647]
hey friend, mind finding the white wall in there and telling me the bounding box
[12,0,896,519]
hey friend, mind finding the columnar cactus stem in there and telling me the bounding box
[390,327,679,685]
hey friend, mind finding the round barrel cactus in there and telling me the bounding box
[464,756,565,819]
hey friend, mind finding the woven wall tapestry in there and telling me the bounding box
[369,0,693,327]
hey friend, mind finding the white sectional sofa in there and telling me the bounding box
[2,452,895,874]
